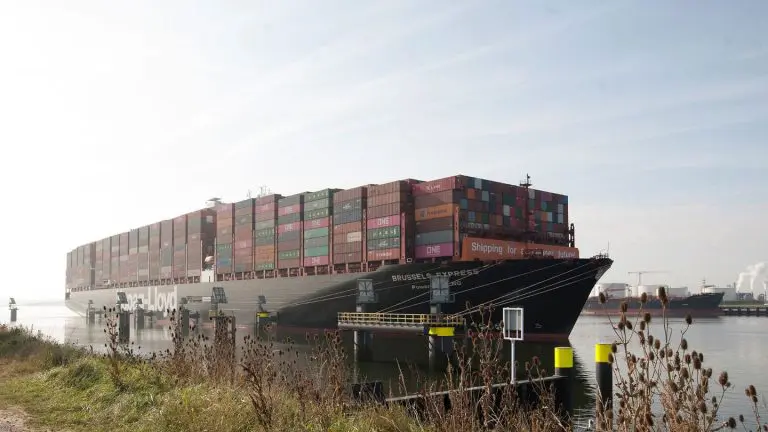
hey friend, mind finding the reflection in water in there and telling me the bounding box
[5,302,767,420]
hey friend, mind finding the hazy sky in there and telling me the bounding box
[1,0,766,302]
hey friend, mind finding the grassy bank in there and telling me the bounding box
[0,295,766,431]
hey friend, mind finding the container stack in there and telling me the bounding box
[148,223,161,281]
[118,232,129,283]
[332,186,367,265]
[366,181,414,262]
[533,191,569,243]
[254,195,280,271]
[94,239,104,286]
[215,203,234,275]
[412,177,461,259]
[65,251,72,289]
[110,234,120,283]
[160,220,173,279]
[172,216,187,278]
[302,189,337,268]
[277,194,303,269]
[100,238,111,286]
[127,229,139,283]
[137,226,150,282]
[233,199,255,274]
[187,209,215,277]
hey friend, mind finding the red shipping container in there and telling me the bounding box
[335,241,362,254]
[277,222,301,234]
[303,217,330,230]
[412,176,466,196]
[304,256,330,267]
[368,203,407,219]
[234,239,253,250]
[278,204,302,216]
[367,248,399,261]
[368,191,410,207]
[278,258,301,269]
[414,190,462,208]
[333,252,363,263]
[415,243,454,259]
[333,186,368,203]
[367,214,401,230]
[277,239,301,250]
[255,202,276,214]
[415,217,453,233]
[368,180,412,196]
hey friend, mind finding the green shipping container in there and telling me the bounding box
[304,208,330,221]
[304,236,328,248]
[278,250,300,260]
[255,262,275,271]
[278,213,301,225]
[304,246,329,257]
[254,227,275,239]
[304,227,330,239]
[303,198,331,211]
[304,189,337,203]
[367,237,401,250]
[255,220,275,230]
[367,226,400,240]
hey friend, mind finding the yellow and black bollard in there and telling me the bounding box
[595,343,613,428]
[553,346,574,418]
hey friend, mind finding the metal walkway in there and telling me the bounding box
[337,312,465,335]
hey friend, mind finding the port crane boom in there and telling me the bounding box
[628,270,667,286]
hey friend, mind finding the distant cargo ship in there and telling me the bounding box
[582,283,725,317]
[64,174,613,341]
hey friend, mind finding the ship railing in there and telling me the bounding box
[337,312,465,327]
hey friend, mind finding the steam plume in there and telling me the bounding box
[736,262,767,295]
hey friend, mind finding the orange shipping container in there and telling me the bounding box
[415,204,456,222]
[254,245,275,262]
[460,237,579,261]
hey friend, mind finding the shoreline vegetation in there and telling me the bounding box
[0,291,766,432]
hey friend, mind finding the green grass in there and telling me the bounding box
[0,323,422,432]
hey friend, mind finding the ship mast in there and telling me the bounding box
[519,174,534,243]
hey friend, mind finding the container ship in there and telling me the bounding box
[581,283,725,317]
[64,174,613,342]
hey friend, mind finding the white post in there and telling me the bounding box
[510,341,516,384]
[503,307,524,385]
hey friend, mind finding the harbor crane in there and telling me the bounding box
[628,270,667,286]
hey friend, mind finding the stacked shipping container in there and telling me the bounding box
[118,232,129,283]
[138,226,150,282]
[187,209,215,277]
[160,220,173,279]
[110,234,119,282]
[215,203,234,275]
[254,195,280,271]
[149,223,161,281]
[65,174,573,289]
[412,177,461,259]
[366,181,413,262]
[172,216,187,278]
[277,194,303,269]
[233,199,255,273]
[332,187,367,265]
[302,189,337,268]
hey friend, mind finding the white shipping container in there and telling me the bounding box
[558,203,564,214]
[557,213,564,224]
[529,188,535,199]
[503,205,511,217]
[347,231,362,242]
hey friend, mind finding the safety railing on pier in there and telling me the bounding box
[337,312,465,332]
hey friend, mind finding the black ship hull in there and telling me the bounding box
[66,257,613,342]
[581,292,725,318]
